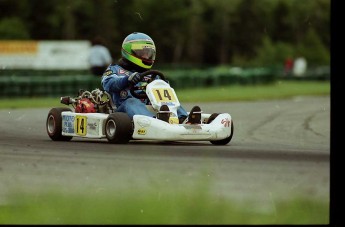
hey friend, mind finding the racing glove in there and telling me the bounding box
[128,72,142,85]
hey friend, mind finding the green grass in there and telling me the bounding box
[176,80,330,102]
[0,188,329,225]
[0,80,330,109]
[0,97,64,109]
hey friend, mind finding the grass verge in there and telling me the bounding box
[0,189,329,225]
[176,80,330,102]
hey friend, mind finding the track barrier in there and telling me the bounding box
[0,66,329,98]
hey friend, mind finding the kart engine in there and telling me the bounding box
[61,88,115,114]
[75,98,96,113]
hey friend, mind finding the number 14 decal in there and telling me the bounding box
[75,116,87,136]
[152,88,176,102]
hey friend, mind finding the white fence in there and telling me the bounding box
[0,40,91,70]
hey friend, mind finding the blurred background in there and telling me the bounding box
[0,0,330,97]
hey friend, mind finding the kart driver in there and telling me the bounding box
[101,32,201,124]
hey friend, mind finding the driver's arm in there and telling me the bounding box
[101,69,129,93]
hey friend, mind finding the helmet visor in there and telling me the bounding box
[131,43,156,61]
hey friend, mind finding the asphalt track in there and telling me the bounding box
[0,96,330,212]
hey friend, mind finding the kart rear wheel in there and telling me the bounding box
[46,107,73,141]
[207,113,234,145]
[105,112,133,144]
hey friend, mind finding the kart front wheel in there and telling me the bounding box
[207,113,234,145]
[46,107,73,141]
[105,112,133,144]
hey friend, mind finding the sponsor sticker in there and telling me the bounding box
[221,118,231,127]
[62,115,75,133]
[87,119,99,136]
[169,117,179,124]
[120,90,128,99]
[137,128,147,135]
[183,125,202,130]
[119,69,130,76]
[103,70,113,77]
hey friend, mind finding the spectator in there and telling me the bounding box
[88,36,113,76]
[292,56,307,77]
[284,57,294,76]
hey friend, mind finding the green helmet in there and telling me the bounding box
[121,32,156,69]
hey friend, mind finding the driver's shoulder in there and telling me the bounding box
[104,64,132,77]
[114,65,132,77]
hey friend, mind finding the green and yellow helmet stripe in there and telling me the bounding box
[121,48,154,69]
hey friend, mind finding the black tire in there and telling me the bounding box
[46,107,73,141]
[105,112,133,144]
[207,113,234,145]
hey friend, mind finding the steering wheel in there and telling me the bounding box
[130,70,166,99]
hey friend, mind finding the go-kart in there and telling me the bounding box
[46,70,234,145]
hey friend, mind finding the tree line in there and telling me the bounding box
[0,0,330,67]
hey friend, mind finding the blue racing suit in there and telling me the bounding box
[101,64,188,120]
